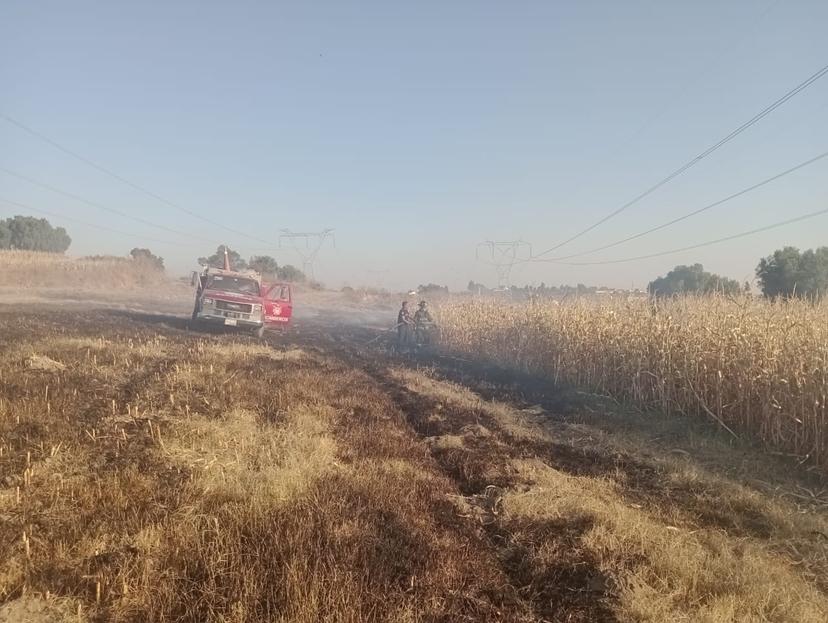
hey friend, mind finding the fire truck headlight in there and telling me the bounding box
[202,297,214,305]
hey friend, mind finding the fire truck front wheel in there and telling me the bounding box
[253,326,265,339]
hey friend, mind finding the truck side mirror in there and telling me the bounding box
[190,271,199,287]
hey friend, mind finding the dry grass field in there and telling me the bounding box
[0,303,827,622]
[0,250,173,290]
[438,295,828,472]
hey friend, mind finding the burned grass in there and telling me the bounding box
[1,309,827,622]
[0,311,530,621]
[384,367,621,621]
[388,365,828,621]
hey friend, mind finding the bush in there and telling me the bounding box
[130,248,164,271]
[277,264,305,282]
[648,264,741,297]
[249,255,279,277]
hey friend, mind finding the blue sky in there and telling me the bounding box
[1,0,827,290]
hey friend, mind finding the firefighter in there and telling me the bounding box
[414,300,434,347]
[396,301,415,352]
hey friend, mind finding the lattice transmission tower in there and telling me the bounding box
[475,240,532,288]
[278,228,335,280]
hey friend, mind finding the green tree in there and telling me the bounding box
[249,255,279,277]
[648,264,741,297]
[130,248,164,270]
[198,246,248,270]
[276,264,305,282]
[0,215,71,252]
[756,246,828,299]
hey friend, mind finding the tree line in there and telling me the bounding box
[1,216,824,297]
[197,246,307,282]
[0,215,167,272]
[0,218,304,282]
[648,246,828,299]
[468,281,619,296]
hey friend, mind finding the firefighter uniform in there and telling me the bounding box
[414,301,434,345]
[397,303,414,351]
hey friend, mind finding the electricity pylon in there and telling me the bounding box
[278,228,335,280]
[475,240,532,288]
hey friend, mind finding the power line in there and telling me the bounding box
[531,149,828,262]
[533,62,828,258]
[0,196,191,246]
[0,166,220,245]
[537,207,828,266]
[0,112,275,245]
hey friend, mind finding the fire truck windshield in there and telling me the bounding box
[206,275,260,295]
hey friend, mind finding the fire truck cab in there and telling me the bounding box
[190,266,293,338]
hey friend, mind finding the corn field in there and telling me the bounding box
[438,295,828,469]
[0,250,166,288]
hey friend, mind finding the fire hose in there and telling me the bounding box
[365,321,438,345]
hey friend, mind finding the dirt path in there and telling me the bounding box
[1,307,827,622]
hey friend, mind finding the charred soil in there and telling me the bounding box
[1,307,827,622]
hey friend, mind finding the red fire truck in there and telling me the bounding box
[190,251,292,337]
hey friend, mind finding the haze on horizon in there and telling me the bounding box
[1,0,827,291]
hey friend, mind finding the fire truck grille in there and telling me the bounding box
[216,301,253,314]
